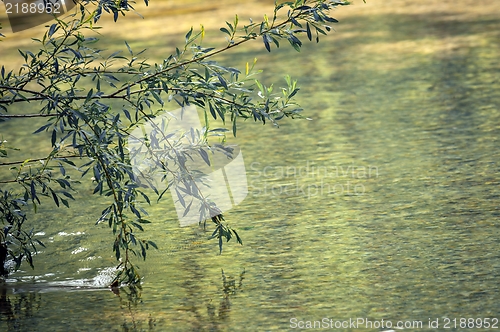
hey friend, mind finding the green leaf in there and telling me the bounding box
[185,27,193,43]
[151,90,164,105]
[217,73,228,89]
[131,222,144,231]
[85,88,94,103]
[114,243,121,260]
[58,163,66,176]
[61,198,69,208]
[125,40,133,55]
[232,229,243,245]
[138,191,151,204]
[219,234,223,254]
[130,204,142,218]
[48,23,58,38]
[315,26,327,35]
[220,27,231,36]
[289,88,300,99]
[148,241,158,249]
[290,16,302,27]
[51,129,57,146]
[34,239,46,248]
[288,35,302,52]
[33,123,51,134]
[140,242,146,259]
[123,108,132,122]
[324,16,339,23]
[30,181,37,202]
[262,34,271,52]
[93,182,102,194]
[216,104,225,123]
[295,5,311,11]
[209,102,217,120]
[255,79,265,94]
[60,191,74,200]
[51,190,60,207]
[232,116,237,137]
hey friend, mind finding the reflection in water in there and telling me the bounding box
[111,286,156,332]
[0,268,247,331]
[110,267,246,331]
[0,282,42,332]
[176,255,245,332]
[207,269,245,325]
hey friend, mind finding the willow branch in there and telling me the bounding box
[0,154,82,167]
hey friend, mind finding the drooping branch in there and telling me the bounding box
[0,0,349,286]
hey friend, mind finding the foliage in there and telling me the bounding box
[0,0,348,286]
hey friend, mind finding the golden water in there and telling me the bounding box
[1,1,499,331]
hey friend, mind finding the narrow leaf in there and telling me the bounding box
[51,129,57,146]
[185,27,193,43]
[125,40,133,55]
[199,148,211,166]
[262,34,271,52]
[48,23,58,38]
[220,27,231,36]
[33,123,51,134]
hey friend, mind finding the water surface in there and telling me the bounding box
[1,0,500,331]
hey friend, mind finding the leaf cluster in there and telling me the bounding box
[0,0,348,286]
[0,189,45,277]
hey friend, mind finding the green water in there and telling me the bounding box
[1,3,500,332]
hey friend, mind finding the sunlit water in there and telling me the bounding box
[1,1,500,331]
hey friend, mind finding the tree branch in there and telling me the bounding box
[0,154,82,167]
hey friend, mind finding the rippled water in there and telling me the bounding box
[1,1,500,331]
